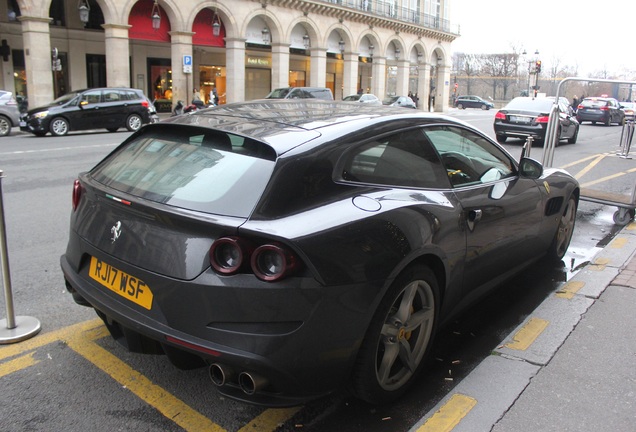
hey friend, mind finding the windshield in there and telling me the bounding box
[383,96,399,104]
[265,88,292,99]
[52,92,80,105]
[343,95,361,101]
[505,98,554,112]
[90,126,277,217]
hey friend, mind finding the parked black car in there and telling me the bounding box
[20,88,158,137]
[454,95,494,110]
[265,87,334,100]
[61,100,579,407]
[575,97,625,126]
[494,97,579,144]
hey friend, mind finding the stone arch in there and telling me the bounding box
[184,1,238,40]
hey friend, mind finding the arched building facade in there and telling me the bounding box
[0,0,458,111]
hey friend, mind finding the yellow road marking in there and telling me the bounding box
[237,407,302,432]
[609,237,628,248]
[416,393,477,432]
[1,318,298,431]
[504,318,548,351]
[66,326,228,432]
[580,172,628,188]
[556,281,585,299]
[0,352,39,377]
[572,154,607,180]
[0,318,103,361]
[558,153,611,170]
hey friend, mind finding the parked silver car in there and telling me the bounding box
[0,90,21,137]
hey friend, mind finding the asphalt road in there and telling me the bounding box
[0,114,631,431]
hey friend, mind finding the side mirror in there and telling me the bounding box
[519,157,543,179]
[79,100,88,108]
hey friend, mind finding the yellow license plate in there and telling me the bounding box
[89,256,154,310]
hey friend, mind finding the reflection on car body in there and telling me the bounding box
[576,97,625,126]
[454,95,494,110]
[61,100,579,407]
[20,87,159,137]
[493,96,580,145]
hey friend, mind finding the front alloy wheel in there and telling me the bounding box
[351,265,438,404]
[548,196,577,260]
[50,117,69,136]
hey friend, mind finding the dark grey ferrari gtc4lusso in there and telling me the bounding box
[61,100,579,407]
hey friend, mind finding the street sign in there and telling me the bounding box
[183,55,192,74]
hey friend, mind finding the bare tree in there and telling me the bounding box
[480,53,519,100]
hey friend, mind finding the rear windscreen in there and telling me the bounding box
[581,99,608,108]
[90,126,277,217]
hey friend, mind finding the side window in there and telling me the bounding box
[424,126,515,187]
[341,129,448,189]
[81,90,102,105]
[103,91,120,102]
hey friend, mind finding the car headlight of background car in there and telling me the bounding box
[33,111,49,119]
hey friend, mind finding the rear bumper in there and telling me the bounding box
[60,241,374,406]
[494,122,546,140]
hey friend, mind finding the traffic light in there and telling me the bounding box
[535,60,542,74]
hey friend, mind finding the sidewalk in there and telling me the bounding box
[411,223,636,432]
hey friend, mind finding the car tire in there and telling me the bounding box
[547,195,577,261]
[605,116,611,126]
[126,113,143,132]
[457,103,464,109]
[496,134,507,143]
[481,104,488,110]
[50,117,69,136]
[0,115,11,137]
[567,127,578,144]
[350,265,438,404]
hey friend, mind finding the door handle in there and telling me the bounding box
[467,209,482,232]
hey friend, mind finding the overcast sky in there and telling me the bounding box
[450,0,636,76]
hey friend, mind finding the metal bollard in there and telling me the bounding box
[618,121,635,159]
[0,170,41,344]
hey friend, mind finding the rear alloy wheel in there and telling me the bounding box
[50,117,69,136]
[457,103,464,109]
[481,104,488,110]
[547,196,577,260]
[0,115,11,136]
[496,134,507,143]
[351,265,438,404]
[126,113,143,132]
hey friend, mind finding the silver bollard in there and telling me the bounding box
[0,170,41,344]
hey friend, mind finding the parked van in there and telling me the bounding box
[265,87,334,100]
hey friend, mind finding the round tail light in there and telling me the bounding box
[251,243,298,282]
[210,237,251,275]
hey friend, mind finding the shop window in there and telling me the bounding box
[49,0,65,27]
[87,54,107,89]
[149,58,172,112]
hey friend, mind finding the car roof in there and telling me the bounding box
[157,100,461,155]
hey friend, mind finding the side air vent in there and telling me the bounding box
[545,196,564,217]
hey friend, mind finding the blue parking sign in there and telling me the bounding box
[183,55,192,66]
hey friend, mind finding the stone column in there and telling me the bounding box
[417,62,429,111]
[225,37,246,103]
[169,31,194,107]
[396,59,409,98]
[19,15,53,107]
[309,47,327,88]
[435,65,450,112]
[271,42,290,90]
[103,24,132,88]
[343,52,358,98]
[372,56,386,99]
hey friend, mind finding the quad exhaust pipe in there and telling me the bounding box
[209,364,268,395]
